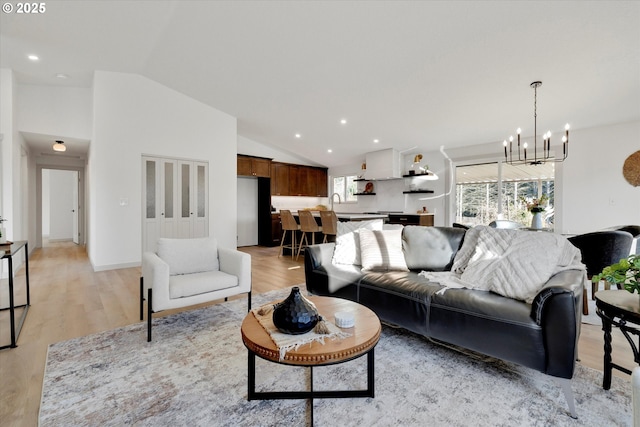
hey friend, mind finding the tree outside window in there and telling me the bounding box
[455,162,554,229]
[332,175,358,203]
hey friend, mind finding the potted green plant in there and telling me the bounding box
[594,254,640,294]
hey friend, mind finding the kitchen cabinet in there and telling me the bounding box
[289,165,313,196]
[387,213,434,226]
[237,155,271,177]
[312,167,328,197]
[270,162,327,197]
[271,162,290,195]
[270,213,282,246]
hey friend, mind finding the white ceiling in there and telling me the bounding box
[2,1,639,167]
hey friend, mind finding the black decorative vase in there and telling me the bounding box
[272,287,319,334]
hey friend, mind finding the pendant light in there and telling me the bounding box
[53,140,66,152]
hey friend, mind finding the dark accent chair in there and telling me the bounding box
[568,230,634,314]
[604,225,640,255]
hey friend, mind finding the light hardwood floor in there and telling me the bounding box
[0,241,633,426]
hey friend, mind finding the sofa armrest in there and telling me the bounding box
[306,243,335,269]
[530,269,586,378]
[531,269,585,325]
[218,248,252,293]
[142,252,171,310]
[304,243,335,294]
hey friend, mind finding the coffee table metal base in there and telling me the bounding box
[247,349,375,425]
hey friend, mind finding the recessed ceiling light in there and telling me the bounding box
[373,139,379,143]
[295,133,301,138]
[55,73,69,79]
[28,54,39,61]
[327,149,333,153]
[340,119,347,125]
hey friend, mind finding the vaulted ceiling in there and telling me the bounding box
[2,1,638,167]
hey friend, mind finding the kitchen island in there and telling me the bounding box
[288,211,388,222]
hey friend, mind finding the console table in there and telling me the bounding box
[595,289,640,389]
[0,241,30,350]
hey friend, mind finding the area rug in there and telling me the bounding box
[40,287,632,426]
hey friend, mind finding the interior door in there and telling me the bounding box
[161,159,178,238]
[177,161,193,238]
[72,171,79,244]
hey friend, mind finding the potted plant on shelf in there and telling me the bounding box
[594,254,640,295]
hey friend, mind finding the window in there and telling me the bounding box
[332,175,358,203]
[455,161,555,229]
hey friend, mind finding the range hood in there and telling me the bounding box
[364,148,401,180]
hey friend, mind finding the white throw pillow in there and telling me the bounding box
[157,237,219,275]
[332,219,384,266]
[359,228,409,272]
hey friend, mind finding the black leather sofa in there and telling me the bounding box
[304,226,585,417]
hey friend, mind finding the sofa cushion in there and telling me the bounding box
[157,237,219,275]
[169,270,237,299]
[403,226,466,271]
[360,229,409,272]
[332,219,383,266]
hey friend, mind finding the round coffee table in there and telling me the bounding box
[595,289,640,389]
[241,295,381,424]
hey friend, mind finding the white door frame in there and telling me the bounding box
[36,164,86,248]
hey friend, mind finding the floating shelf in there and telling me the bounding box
[354,192,376,196]
[402,190,434,194]
[403,174,437,179]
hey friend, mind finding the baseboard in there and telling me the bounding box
[91,261,141,272]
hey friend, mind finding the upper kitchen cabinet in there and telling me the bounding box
[270,162,327,197]
[311,167,328,197]
[289,165,314,196]
[237,155,272,177]
[271,162,290,195]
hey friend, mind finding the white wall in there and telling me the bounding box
[89,71,237,270]
[238,135,322,166]
[17,85,92,139]
[560,121,640,234]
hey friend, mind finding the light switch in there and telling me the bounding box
[119,198,129,207]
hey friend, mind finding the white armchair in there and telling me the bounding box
[140,237,251,341]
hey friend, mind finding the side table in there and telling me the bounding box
[1,241,30,350]
[595,289,640,389]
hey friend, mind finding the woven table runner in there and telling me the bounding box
[251,306,351,361]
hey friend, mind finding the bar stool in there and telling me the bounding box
[278,210,300,259]
[319,210,338,243]
[296,210,322,260]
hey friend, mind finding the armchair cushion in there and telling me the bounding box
[157,237,219,275]
[169,270,238,299]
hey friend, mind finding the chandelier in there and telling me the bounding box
[502,81,569,165]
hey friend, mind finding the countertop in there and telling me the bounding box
[280,211,388,221]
